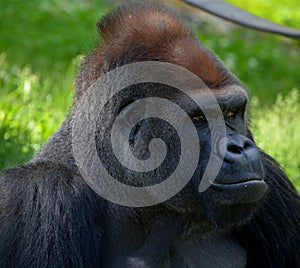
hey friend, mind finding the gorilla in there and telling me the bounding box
[1,3,300,268]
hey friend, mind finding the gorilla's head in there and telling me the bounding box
[74,3,267,231]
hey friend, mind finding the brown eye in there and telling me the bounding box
[225,111,236,118]
[192,115,205,121]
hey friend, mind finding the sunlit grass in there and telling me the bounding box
[0,53,75,167]
[226,0,300,27]
[250,90,300,191]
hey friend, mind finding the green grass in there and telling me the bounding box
[250,90,300,192]
[0,53,76,167]
[226,0,300,27]
[0,0,112,72]
[0,0,299,190]
[0,0,113,167]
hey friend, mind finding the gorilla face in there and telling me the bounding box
[88,5,268,226]
[95,81,267,229]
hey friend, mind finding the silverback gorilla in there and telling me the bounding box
[1,3,300,268]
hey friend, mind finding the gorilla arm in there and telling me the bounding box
[0,162,104,267]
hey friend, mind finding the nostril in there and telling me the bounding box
[243,141,253,150]
[227,144,242,154]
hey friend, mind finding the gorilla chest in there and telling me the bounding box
[159,233,247,268]
[107,231,247,267]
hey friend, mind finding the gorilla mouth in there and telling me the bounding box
[211,178,267,203]
[212,171,265,185]
[213,176,264,185]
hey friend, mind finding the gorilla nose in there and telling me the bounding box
[217,134,263,174]
[225,135,255,162]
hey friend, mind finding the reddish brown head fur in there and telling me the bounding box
[75,3,236,99]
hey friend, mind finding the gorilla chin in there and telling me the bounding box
[200,182,267,229]
[205,175,267,227]
[164,175,267,231]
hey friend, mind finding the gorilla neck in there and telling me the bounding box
[33,115,77,170]
[104,203,246,267]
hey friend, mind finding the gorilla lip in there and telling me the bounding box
[211,180,267,203]
[212,172,265,185]
[212,176,264,185]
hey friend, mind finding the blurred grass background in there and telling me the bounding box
[0,0,299,191]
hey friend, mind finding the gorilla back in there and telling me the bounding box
[1,3,300,268]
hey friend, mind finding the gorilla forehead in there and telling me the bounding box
[75,3,240,100]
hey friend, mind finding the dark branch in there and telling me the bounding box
[181,0,300,38]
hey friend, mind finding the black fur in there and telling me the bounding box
[234,153,300,267]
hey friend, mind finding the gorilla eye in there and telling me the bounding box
[192,114,206,122]
[225,111,236,118]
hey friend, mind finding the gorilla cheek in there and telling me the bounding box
[165,132,268,226]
